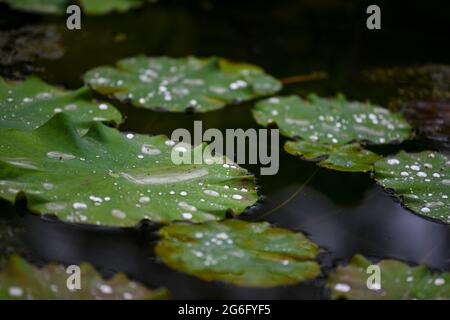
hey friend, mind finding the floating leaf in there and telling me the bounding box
[284,141,382,172]
[254,95,411,145]
[374,151,450,223]
[2,0,68,14]
[328,254,450,299]
[253,95,410,172]
[3,0,146,14]
[0,76,122,130]
[84,56,281,112]
[155,219,320,287]
[0,255,168,299]
[0,114,257,226]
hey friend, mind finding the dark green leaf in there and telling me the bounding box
[0,76,122,130]
[328,254,450,299]
[253,94,410,172]
[0,114,258,226]
[0,255,168,299]
[156,219,320,287]
[284,141,382,172]
[84,56,281,112]
[374,151,450,223]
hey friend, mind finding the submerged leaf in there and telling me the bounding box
[284,141,382,172]
[0,25,63,77]
[155,219,320,287]
[0,114,257,226]
[0,76,122,130]
[0,222,23,269]
[374,151,449,223]
[328,254,450,299]
[366,64,450,102]
[400,99,450,150]
[84,56,281,112]
[0,255,168,299]
[366,65,450,150]
[253,95,410,172]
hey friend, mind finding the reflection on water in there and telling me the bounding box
[0,0,449,299]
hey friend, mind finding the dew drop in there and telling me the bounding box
[204,190,219,197]
[141,144,161,155]
[139,196,150,204]
[46,151,76,161]
[182,213,193,219]
[434,278,445,286]
[99,284,112,294]
[334,283,351,293]
[72,202,87,210]
[387,159,400,165]
[8,286,23,297]
[111,209,126,219]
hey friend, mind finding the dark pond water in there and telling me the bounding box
[0,0,449,299]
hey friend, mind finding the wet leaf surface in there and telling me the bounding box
[284,141,382,172]
[328,254,450,299]
[155,219,320,288]
[253,94,411,145]
[253,94,411,172]
[0,114,257,226]
[3,0,67,14]
[374,151,450,223]
[84,56,281,112]
[0,255,168,299]
[0,76,122,130]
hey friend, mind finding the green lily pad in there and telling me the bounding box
[253,94,411,172]
[328,254,450,299]
[253,94,411,145]
[155,219,320,287]
[0,255,168,299]
[0,114,257,226]
[3,0,146,15]
[374,151,450,223]
[3,0,68,14]
[83,56,282,112]
[284,141,382,172]
[0,76,122,130]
